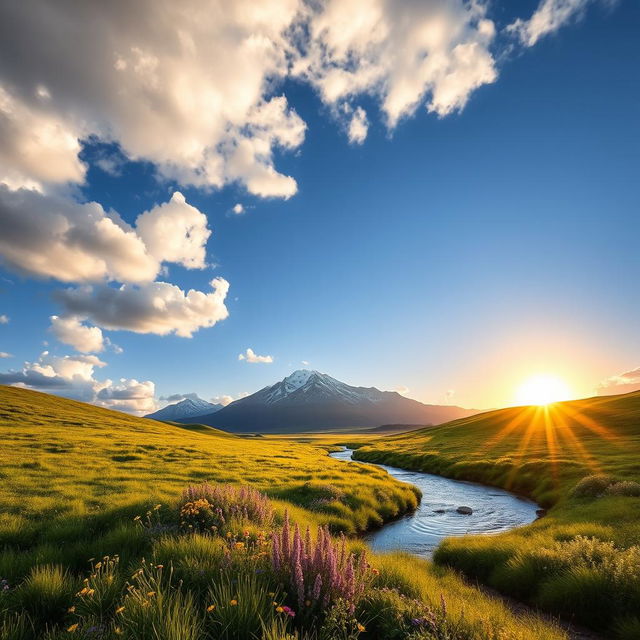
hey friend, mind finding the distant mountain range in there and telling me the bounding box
[145,397,222,421]
[163,370,479,433]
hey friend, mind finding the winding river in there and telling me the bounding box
[330,448,540,557]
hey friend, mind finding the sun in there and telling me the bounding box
[515,375,574,406]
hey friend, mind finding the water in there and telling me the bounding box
[330,448,540,557]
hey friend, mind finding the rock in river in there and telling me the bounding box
[456,506,473,515]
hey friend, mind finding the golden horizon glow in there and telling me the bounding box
[515,374,574,407]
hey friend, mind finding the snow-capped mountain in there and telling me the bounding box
[145,397,222,422]
[177,370,479,433]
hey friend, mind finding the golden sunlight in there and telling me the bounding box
[515,375,574,406]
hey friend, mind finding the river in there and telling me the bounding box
[330,447,540,557]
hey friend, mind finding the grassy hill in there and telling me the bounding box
[0,385,567,640]
[354,391,640,636]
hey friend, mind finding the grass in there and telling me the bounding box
[354,390,640,636]
[0,385,568,639]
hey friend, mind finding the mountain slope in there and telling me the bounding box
[145,396,222,421]
[186,369,479,432]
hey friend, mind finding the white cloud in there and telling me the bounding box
[301,360,309,366]
[507,0,605,47]
[0,352,12,358]
[136,192,211,270]
[232,203,245,215]
[50,315,105,353]
[55,278,229,338]
[0,314,8,324]
[238,348,273,363]
[0,0,304,196]
[296,0,498,126]
[348,107,369,144]
[0,186,211,284]
[0,350,156,415]
[597,367,640,396]
[394,385,410,396]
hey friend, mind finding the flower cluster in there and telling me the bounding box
[179,483,273,534]
[271,513,371,614]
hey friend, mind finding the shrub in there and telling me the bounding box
[570,474,614,498]
[179,483,273,534]
[606,481,640,497]
[318,598,364,640]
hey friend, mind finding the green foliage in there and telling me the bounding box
[357,391,640,637]
[12,565,75,624]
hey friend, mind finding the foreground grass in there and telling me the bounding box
[354,391,640,637]
[0,386,567,639]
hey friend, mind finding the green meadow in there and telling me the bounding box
[354,391,640,637]
[0,385,568,640]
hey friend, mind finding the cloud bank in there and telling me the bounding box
[238,348,274,363]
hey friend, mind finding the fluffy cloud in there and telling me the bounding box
[0,351,156,414]
[348,107,369,145]
[0,352,12,358]
[50,315,105,353]
[507,0,598,47]
[136,192,211,270]
[232,203,245,215]
[55,278,229,338]
[0,314,8,324]
[0,187,211,283]
[597,368,640,396]
[238,348,273,363]
[296,0,498,128]
[0,0,305,196]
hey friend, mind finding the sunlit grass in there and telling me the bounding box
[354,390,640,635]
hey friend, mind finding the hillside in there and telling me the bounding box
[0,385,567,640]
[192,369,478,432]
[0,385,419,538]
[355,391,640,634]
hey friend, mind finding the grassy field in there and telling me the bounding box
[354,391,640,637]
[0,385,567,639]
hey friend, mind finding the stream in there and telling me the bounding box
[330,447,540,557]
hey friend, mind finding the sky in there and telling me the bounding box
[0,0,638,414]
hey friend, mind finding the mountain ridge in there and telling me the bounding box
[177,369,479,432]
[145,396,222,421]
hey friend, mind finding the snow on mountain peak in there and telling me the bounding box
[283,369,317,391]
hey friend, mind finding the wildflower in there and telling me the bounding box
[115,606,125,614]
[68,606,76,613]
[243,530,250,537]
[234,541,244,549]
[147,591,156,597]
[133,515,141,521]
[94,562,102,569]
[67,624,79,632]
[114,627,123,635]
[230,599,238,606]
[357,623,366,632]
[276,606,284,613]
[371,568,379,576]
[207,604,216,612]
[281,605,295,618]
[226,531,232,538]
[155,564,164,569]
[154,504,162,510]
[86,588,95,597]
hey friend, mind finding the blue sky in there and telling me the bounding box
[0,0,638,412]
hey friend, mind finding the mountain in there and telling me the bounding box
[145,397,222,421]
[178,369,479,432]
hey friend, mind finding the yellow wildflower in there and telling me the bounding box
[357,623,366,632]
[67,624,79,632]
[147,591,156,597]
[115,606,125,614]
[230,599,238,606]
[68,606,76,613]
[94,562,102,569]
[207,604,216,612]
[276,606,284,613]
